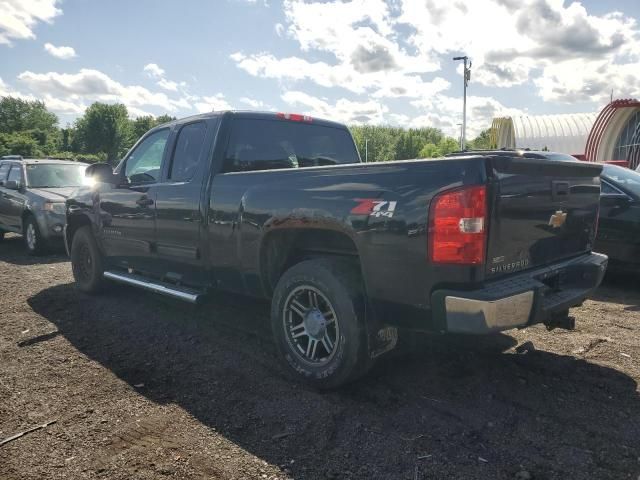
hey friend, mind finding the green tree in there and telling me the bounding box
[73,103,131,163]
[0,132,40,157]
[419,143,440,158]
[469,128,492,150]
[0,97,58,134]
[128,114,177,149]
[438,137,459,155]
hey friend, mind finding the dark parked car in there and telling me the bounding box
[0,157,88,254]
[596,164,640,272]
[65,112,607,388]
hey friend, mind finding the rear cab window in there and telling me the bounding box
[7,164,23,184]
[224,118,360,173]
[0,162,10,186]
[169,122,207,182]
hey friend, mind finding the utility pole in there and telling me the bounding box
[453,56,471,150]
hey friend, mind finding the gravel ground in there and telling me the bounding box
[0,233,639,480]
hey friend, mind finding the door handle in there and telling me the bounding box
[136,198,154,207]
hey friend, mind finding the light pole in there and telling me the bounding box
[365,138,369,163]
[453,55,471,150]
[456,123,463,150]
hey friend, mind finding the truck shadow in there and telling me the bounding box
[28,283,640,479]
[0,234,68,266]
[590,272,640,310]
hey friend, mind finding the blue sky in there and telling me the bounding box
[1,0,639,137]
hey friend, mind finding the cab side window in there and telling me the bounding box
[0,163,9,186]
[601,181,621,195]
[7,165,23,185]
[125,129,170,184]
[169,122,207,182]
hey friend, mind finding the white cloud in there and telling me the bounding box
[194,93,233,113]
[231,0,442,99]
[0,76,84,114]
[18,68,191,113]
[143,63,165,78]
[282,90,388,124]
[157,78,179,91]
[231,52,449,99]
[239,97,269,109]
[233,0,640,117]
[44,42,76,59]
[411,94,524,137]
[399,0,640,94]
[0,0,61,45]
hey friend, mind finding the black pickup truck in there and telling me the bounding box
[65,111,607,388]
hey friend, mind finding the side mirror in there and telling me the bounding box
[5,180,20,190]
[600,193,631,208]
[86,162,117,184]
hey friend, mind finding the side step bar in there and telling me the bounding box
[103,271,203,304]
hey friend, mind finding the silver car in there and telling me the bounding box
[0,157,89,255]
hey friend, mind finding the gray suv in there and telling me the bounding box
[0,157,89,254]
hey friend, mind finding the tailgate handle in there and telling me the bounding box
[552,181,570,201]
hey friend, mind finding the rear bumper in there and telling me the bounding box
[432,252,608,334]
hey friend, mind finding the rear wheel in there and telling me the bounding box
[271,258,371,389]
[24,216,47,255]
[70,226,106,293]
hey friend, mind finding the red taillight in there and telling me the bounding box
[428,185,487,265]
[276,112,313,123]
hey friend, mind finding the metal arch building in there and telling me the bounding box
[584,99,640,169]
[490,113,597,155]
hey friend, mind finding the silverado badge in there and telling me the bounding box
[548,210,567,228]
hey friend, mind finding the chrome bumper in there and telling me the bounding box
[445,291,534,333]
[433,252,608,334]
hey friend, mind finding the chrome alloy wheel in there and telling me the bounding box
[26,223,37,251]
[283,285,340,365]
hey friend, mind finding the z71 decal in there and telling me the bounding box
[351,199,397,218]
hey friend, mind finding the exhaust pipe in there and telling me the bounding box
[103,271,201,304]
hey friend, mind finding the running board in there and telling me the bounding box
[103,271,202,304]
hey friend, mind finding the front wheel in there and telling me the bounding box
[271,259,371,389]
[70,226,106,293]
[24,216,47,255]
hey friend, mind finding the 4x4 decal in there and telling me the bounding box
[351,199,397,218]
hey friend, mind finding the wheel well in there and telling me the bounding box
[66,214,92,247]
[261,228,362,295]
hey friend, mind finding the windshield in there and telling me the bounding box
[26,163,88,188]
[603,164,640,197]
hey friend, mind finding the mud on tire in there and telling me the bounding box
[70,225,106,293]
[271,258,371,389]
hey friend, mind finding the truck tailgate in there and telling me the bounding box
[485,157,602,278]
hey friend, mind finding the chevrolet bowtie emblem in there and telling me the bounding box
[548,210,567,228]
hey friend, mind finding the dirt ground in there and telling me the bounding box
[0,234,639,480]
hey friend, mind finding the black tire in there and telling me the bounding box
[23,215,47,256]
[271,258,371,389]
[70,226,106,293]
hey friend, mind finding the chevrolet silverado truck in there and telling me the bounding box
[65,111,607,388]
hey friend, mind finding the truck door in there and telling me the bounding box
[153,120,211,286]
[0,162,12,229]
[3,164,27,231]
[98,128,170,273]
